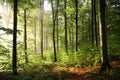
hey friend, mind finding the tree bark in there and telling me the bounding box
[34,18,37,54]
[64,0,68,53]
[99,0,111,73]
[56,0,59,53]
[93,0,98,47]
[40,0,44,59]
[75,0,78,51]
[91,0,95,46]
[12,0,18,75]
[51,0,57,62]
[24,9,28,64]
[45,29,48,50]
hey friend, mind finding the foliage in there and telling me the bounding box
[0,0,120,79]
[0,27,13,35]
[37,44,100,68]
[0,45,9,55]
[110,67,120,79]
[0,27,22,35]
[0,44,10,70]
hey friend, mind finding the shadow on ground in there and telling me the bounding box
[0,61,120,80]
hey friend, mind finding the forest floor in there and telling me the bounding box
[0,61,120,80]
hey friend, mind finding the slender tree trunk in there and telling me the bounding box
[12,0,18,75]
[93,0,98,47]
[88,18,91,42]
[91,0,95,46]
[99,0,111,73]
[64,0,68,53]
[40,0,44,59]
[70,14,74,52]
[45,29,48,50]
[82,20,85,43]
[40,15,43,59]
[56,0,59,53]
[69,20,71,51]
[24,9,28,63]
[71,24,74,52]
[51,0,57,62]
[34,18,37,54]
[75,0,78,51]
[56,16,59,53]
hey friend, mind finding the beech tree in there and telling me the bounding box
[56,0,59,53]
[34,18,37,54]
[91,0,94,46]
[99,0,111,73]
[75,0,78,51]
[24,9,28,64]
[93,0,98,47]
[64,0,68,53]
[12,0,18,75]
[39,0,44,59]
[51,0,57,62]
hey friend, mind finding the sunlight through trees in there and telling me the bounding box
[0,0,120,79]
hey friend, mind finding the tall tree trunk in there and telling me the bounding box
[24,9,28,63]
[40,0,44,59]
[51,0,57,62]
[82,20,85,43]
[56,0,59,53]
[34,18,37,54]
[64,0,68,53]
[12,0,18,75]
[91,0,95,46]
[70,14,74,52]
[75,0,78,51]
[71,24,74,52]
[40,15,43,59]
[99,0,111,73]
[69,25,71,50]
[93,0,98,47]
[45,29,48,50]
[88,18,91,42]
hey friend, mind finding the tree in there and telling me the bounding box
[56,0,59,53]
[34,17,37,54]
[12,0,18,75]
[91,0,95,46]
[64,0,68,53]
[75,0,78,51]
[93,0,98,47]
[18,0,36,64]
[51,0,57,62]
[24,9,28,63]
[99,0,111,73]
[39,0,44,59]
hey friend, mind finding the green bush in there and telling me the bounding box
[110,67,120,79]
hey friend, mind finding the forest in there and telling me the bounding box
[0,0,120,80]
